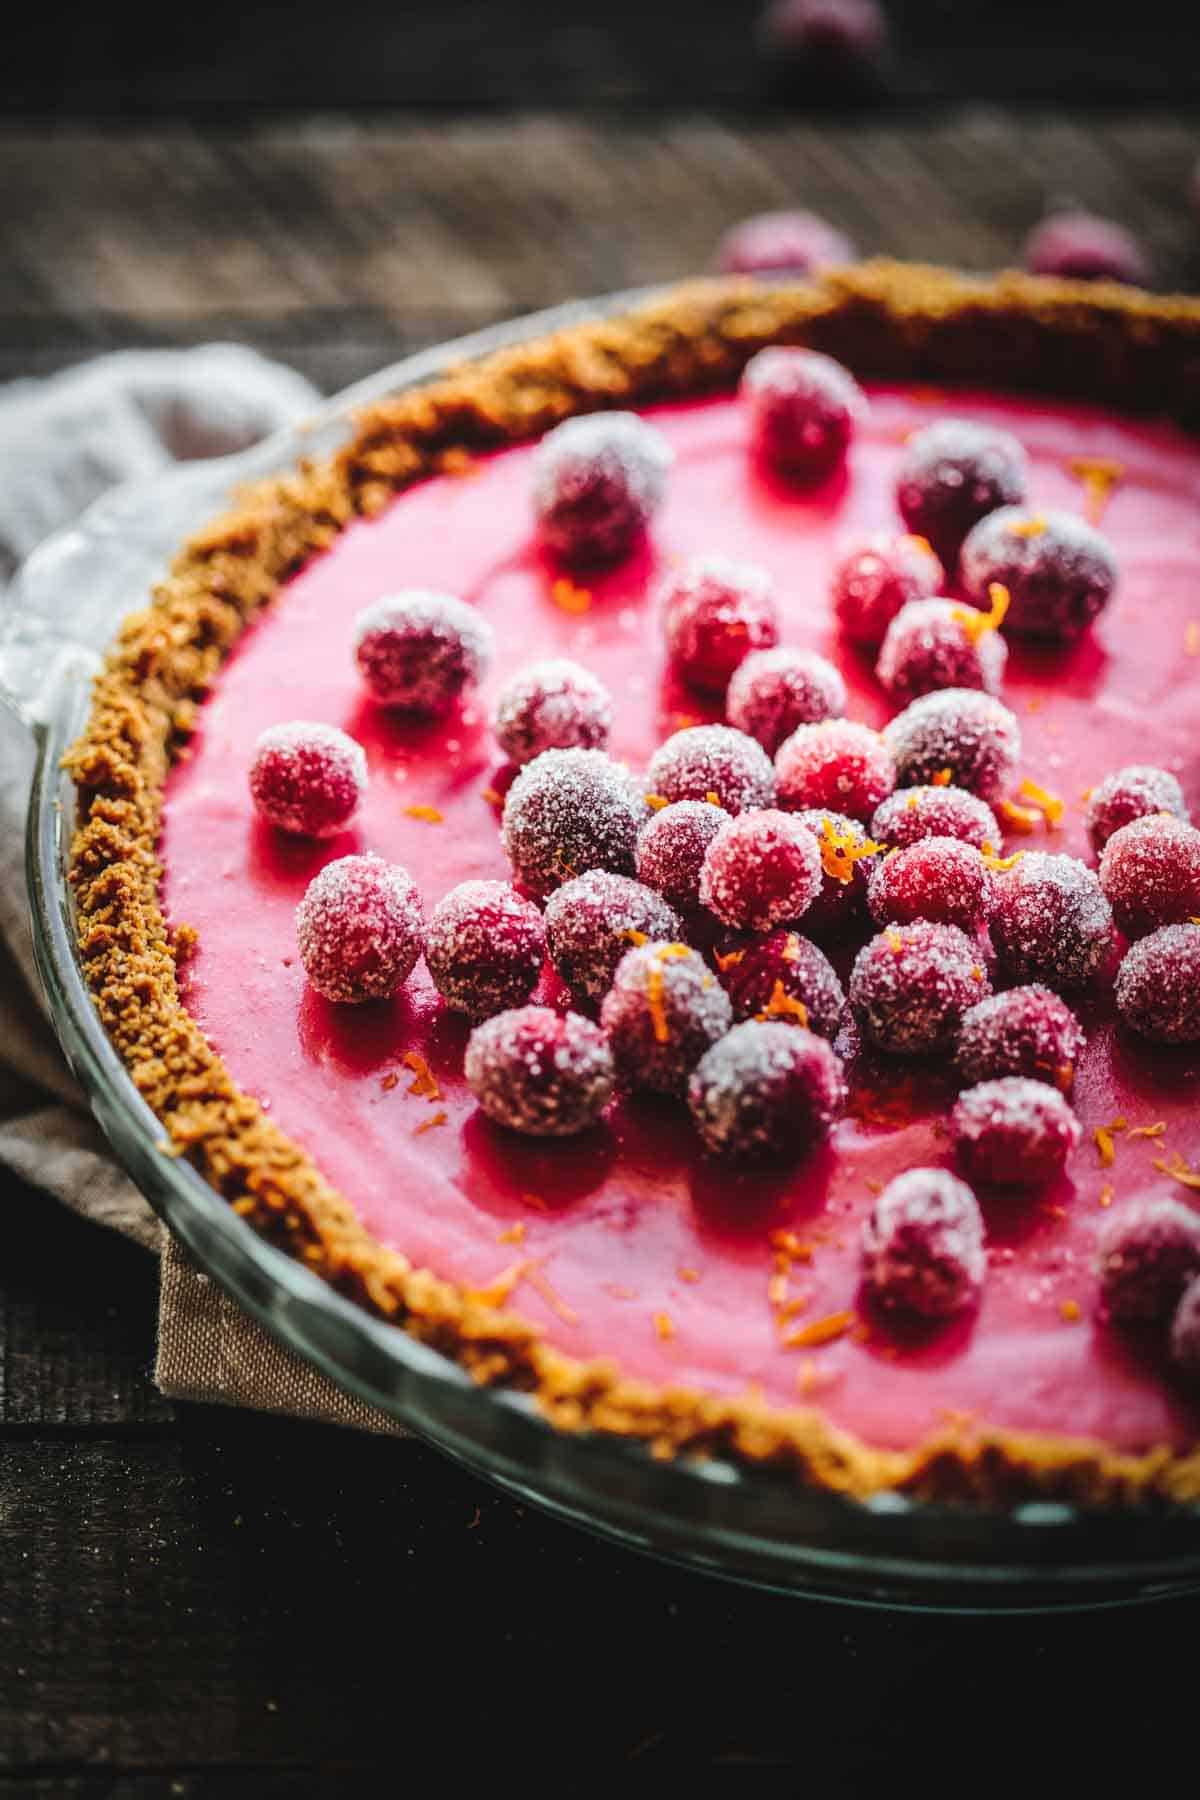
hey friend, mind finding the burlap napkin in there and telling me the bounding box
[0,346,404,1431]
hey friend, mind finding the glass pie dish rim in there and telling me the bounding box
[9,289,1200,1609]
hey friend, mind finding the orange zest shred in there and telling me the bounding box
[1060,1299,1082,1324]
[970,963,984,983]
[412,1110,448,1136]
[403,803,444,823]
[782,1310,855,1350]
[678,1267,700,1284]
[1186,621,1200,657]
[768,1229,813,1261]
[951,582,1010,645]
[704,790,722,807]
[1008,514,1048,540]
[983,849,1025,872]
[550,577,592,614]
[469,1260,530,1308]
[818,815,882,884]
[645,960,670,1044]
[402,1052,441,1101]
[653,1310,676,1341]
[657,943,692,961]
[930,767,953,787]
[1153,1153,1200,1192]
[1093,1117,1127,1167]
[644,792,670,811]
[900,534,934,556]
[1067,455,1124,524]
[714,946,746,973]
[1054,1062,1075,1094]
[997,798,1043,834]
[524,1264,580,1325]
[497,1221,527,1245]
[624,928,649,947]
[674,712,701,730]
[885,928,904,952]
[1128,1121,1166,1140]
[1098,1183,1114,1208]
[757,980,809,1027]
[905,793,919,812]
[381,1071,399,1092]
[1018,777,1065,826]
[480,786,503,807]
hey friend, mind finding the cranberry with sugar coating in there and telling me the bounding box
[296,853,424,1004]
[861,1168,986,1319]
[741,347,867,485]
[990,852,1112,989]
[1114,924,1200,1044]
[849,920,989,1056]
[870,783,999,854]
[636,799,732,911]
[492,658,612,766]
[660,553,778,694]
[895,418,1028,569]
[775,718,895,820]
[951,1076,1081,1188]
[601,941,732,1095]
[726,645,846,754]
[501,747,642,901]
[876,596,1007,701]
[425,880,545,1017]
[960,506,1117,642]
[544,870,683,1005]
[699,808,823,931]
[1097,1197,1200,1324]
[647,724,776,815]
[883,687,1020,802]
[249,720,366,838]
[718,928,845,1039]
[832,531,944,650]
[956,984,1085,1090]
[1086,764,1190,854]
[687,1020,845,1160]
[532,410,671,566]
[1098,813,1200,939]
[354,590,493,713]
[868,835,994,934]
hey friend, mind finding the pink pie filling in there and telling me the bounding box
[162,386,1200,1456]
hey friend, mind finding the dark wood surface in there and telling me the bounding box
[2,111,1199,1792]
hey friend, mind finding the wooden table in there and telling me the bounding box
[2,113,1198,1791]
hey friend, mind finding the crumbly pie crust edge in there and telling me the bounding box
[65,261,1200,1505]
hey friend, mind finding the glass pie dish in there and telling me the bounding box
[6,292,1200,1610]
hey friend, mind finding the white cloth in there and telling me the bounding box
[0,346,410,1426]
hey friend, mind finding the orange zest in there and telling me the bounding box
[412,1110,448,1136]
[951,581,1010,645]
[550,577,592,614]
[1007,514,1048,540]
[1098,1183,1114,1208]
[644,792,670,811]
[782,1310,855,1350]
[982,849,1025,872]
[757,980,809,1027]
[997,798,1043,834]
[714,946,746,973]
[480,786,503,807]
[624,928,649,947]
[402,1052,441,1101]
[704,790,722,807]
[1186,621,1200,657]
[403,803,444,823]
[645,959,669,1044]
[818,815,882,884]
[885,928,904,952]
[930,767,953,787]
[1093,1117,1127,1167]
[1059,1299,1082,1323]
[1066,455,1124,524]
[497,1221,527,1245]
[1128,1121,1166,1140]
[1017,777,1065,826]
[653,1310,676,1341]
[1153,1153,1200,1192]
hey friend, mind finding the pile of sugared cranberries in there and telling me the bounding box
[775,718,895,820]
[699,809,823,931]
[741,347,867,486]
[1098,814,1200,938]
[951,1077,1080,1188]
[957,985,1086,1090]
[1171,1279,1200,1384]
[717,928,845,1039]
[875,597,1007,701]
[636,799,731,911]
[531,411,671,565]
[860,1169,986,1319]
[714,208,856,278]
[849,921,989,1055]
[895,419,1028,569]
[660,554,778,694]
[354,590,493,712]
[501,748,642,900]
[726,646,846,754]
[647,724,776,815]
[544,870,683,1005]
[1023,210,1149,286]
[1114,924,1200,1043]
[883,688,1021,802]
[832,532,944,649]
[960,508,1117,641]
[1096,1197,1200,1324]
[465,1006,615,1137]
[492,658,612,766]
[1086,764,1190,853]
[296,853,424,1004]
[790,807,880,934]
[870,783,999,854]
[600,942,732,1094]
[687,1020,845,1160]
[990,853,1113,989]
[868,836,994,935]
[249,721,367,838]
[424,880,545,1017]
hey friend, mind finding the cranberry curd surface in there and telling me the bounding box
[161,385,1200,1456]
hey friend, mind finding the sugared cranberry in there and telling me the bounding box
[1086,764,1190,854]
[492,658,612,766]
[1098,814,1200,939]
[501,748,642,900]
[790,807,881,935]
[832,532,944,650]
[1023,210,1149,286]
[1097,1198,1200,1324]
[715,209,856,278]
[424,880,545,1017]
[957,985,1086,1091]
[775,718,895,820]
[600,942,732,1095]
[1114,924,1200,1044]
[465,1005,615,1137]
[849,921,989,1056]
[951,1077,1080,1189]
[883,688,1021,802]
[544,870,683,1005]
[687,1020,845,1160]
[741,347,867,486]
[660,554,779,694]
[699,808,822,931]
[759,0,887,84]
[875,597,1007,701]
[870,783,999,854]
[726,646,846,755]
[868,836,994,934]
[860,1169,985,1319]
[895,419,1028,569]
[960,507,1117,641]
[354,590,493,712]
[295,853,424,1004]
[1170,1278,1200,1384]
[636,799,731,911]
[531,411,671,566]
[718,928,845,1039]
[248,720,367,838]
[990,852,1112,989]
[647,725,776,815]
